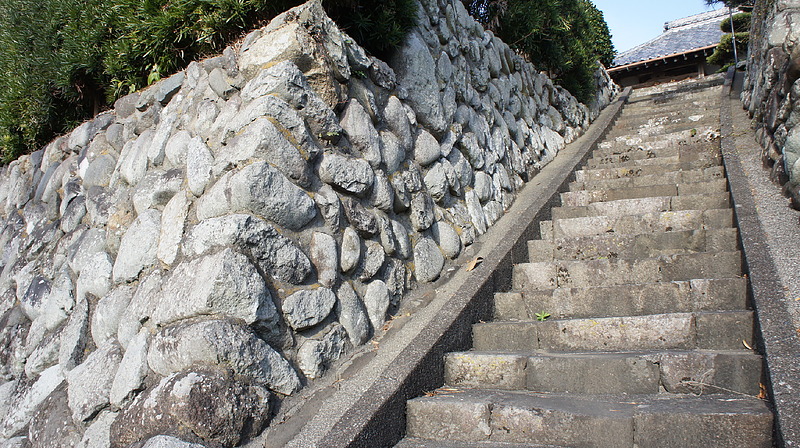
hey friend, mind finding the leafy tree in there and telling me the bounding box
[463,0,614,103]
[0,0,111,162]
[0,0,418,162]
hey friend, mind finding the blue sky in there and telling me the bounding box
[592,0,724,54]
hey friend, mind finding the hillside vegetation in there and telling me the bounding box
[461,0,615,103]
[0,0,612,162]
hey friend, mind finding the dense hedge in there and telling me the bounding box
[461,0,615,103]
[720,11,752,33]
[707,11,751,71]
[0,0,418,162]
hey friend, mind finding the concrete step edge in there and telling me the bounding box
[473,310,754,352]
[406,389,772,447]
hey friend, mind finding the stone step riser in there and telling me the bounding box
[560,179,727,206]
[495,278,748,320]
[592,141,720,160]
[620,103,718,118]
[612,112,717,127]
[586,149,721,169]
[606,121,719,141]
[444,350,762,395]
[543,208,733,240]
[394,438,564,448]
[570,166,725,191]
[575,164,722,182]
[553,193,732,220]
[528,228,739,262]
[406,391,772,448]
[606,123,719,144]
[585,153,721,170]
[473,311,754,352]
[512,251,741,290]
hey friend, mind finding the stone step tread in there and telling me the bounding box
[444,349,762,395]
[528,228,739,262]
[560,179,727,206]
[586,150,721,169]
[595,134,720,155]
[603,125,718,143]
[473,310,753,352]
[406,390,772,447]
[551,193,731,221]
[394,438,569,448]
[605,124,719,142]
[495,278,747,320]
[512,251,741,290]
[569,166,725,191]
[575,164,724,182]
[612,114,717,128]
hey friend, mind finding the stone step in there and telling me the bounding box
[597,123,719,145]
[592,139,719,160]
[395,438,567,448]
[528,228,739,262]
[551,190,731,219]
[560,179,727,206]
[473,311,754,352]
[512,251,741,290]
[444,350,762,395]
[586,147,721,169]
[622,94,718,110]
[575,163,723,182]
[495,278,747,320]
[606,119,719,141]
[406,390,772,447]
[613,109,717,126]
[570,166,725,191]
[542,207,733,240]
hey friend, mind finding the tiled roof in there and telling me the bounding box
[612,8,729,67]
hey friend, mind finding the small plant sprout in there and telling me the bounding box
[535,311,551,322]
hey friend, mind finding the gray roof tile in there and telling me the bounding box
[613,8,729,67]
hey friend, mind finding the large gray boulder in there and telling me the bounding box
[335,282,370,345]
[112,209,161,283]
[310,232,338,288]
[282,287,336,330]
[111,366,271,447]
[340,100,382,167]
[1,365,64,438]
[109,329,150,407]
[195,161,316,231]
[224,117,311,187]
[147,318,300,395]
[413,237,444,283]
[151,248,277,327]
[66,341,123,423]
[297,325,347,379]
[182,214,311,285]
[392,31,446,135]
[319,152,375,196]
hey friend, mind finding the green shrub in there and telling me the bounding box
[0,0,111,162]
[720,12,751,33]
[322,0,418,60]
[707,32,749,67]
[462,0,614,103]
[0,0,418,162]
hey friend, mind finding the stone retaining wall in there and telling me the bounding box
[741,0,800,202]
[0,0,617,446]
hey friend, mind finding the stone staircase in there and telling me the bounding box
[395,81,774,447]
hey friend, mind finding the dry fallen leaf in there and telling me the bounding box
[757,383,768,400]
[466,256,484,271]
[742,340,753,350]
